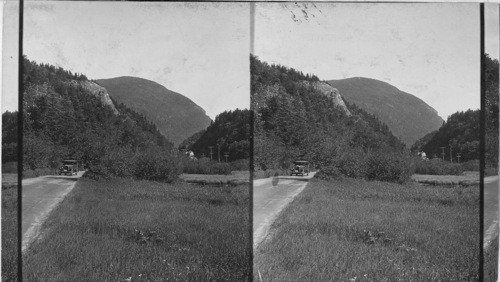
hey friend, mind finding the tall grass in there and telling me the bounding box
[254,178,479,281]
[484,236,499,282]
[2,184,18,281]
[23,178,250,281]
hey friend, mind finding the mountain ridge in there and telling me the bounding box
[327,77,443,146]
[96,76,212,145]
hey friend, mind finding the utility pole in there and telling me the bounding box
[208,146,214,161]
[217,144,221,162]
[440,147,445,161]
[224,152,229,163]
[449,146,453,163]
[457,153,461,163]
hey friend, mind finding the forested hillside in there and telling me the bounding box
[411,54,496,166]
[413,109,480,162]
[327,77,443,146]
[251,55,411,183]
[23,56,179,181]
[180,109,250,162]
[484,54,499,168]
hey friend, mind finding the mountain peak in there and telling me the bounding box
[327,77,443,146]
[96,76,211,145]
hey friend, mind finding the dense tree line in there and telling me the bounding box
[22,56,180,181]
[412,54,497,167]
[251,55,411,183]
[413,110,480,162]
[2,111,17,163]
[180,109,250,162]
[484,54,499,168]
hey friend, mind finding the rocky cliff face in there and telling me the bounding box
[69,80,119,114]
[299,81,352,116]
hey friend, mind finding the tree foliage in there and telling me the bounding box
[2,111,18,163]
[22,56,180,181]
[484,54,499,168]
[180,109,250,162]
[251,55,410,183]
[414,109,480,162]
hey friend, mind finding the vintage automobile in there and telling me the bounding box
[58,160,79,176]
[290,160,310,176]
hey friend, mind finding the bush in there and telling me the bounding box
[182,158,232,175]
[315,150,415,183]
[334,150,367,178]
[228,159,249,171]
[2,162,17,173]
[315,166,343,181]
[100,148,136,178]
[460,159,479,171]
[414,159,464,175]
[365,152,414,183]
[133,152,182,183]
[22,168,57,179]
[210,162,232,175]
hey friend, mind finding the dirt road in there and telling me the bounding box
[484,175,499,249]
[22,172,85,252]
[253,172,316,248]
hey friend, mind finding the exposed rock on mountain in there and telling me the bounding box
[96,76,212,145]
[299,80,351,116]
[71,80,118,114]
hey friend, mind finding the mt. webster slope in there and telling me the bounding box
[327,77,443,146]
[97,76,212,145]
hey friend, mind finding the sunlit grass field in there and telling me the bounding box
[254,178,479,281]
[23,177,250,281]
[2,180,18,281]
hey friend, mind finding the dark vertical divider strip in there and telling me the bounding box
[249,3,255,280]
[18,0,24,280]
[479,3,485,281]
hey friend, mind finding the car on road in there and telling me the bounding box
[58,160,79,176]
[290,160,310,176]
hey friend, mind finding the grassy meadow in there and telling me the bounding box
[254,178,479,281]
[23,177,250,281]
[484,235,499,282]
[2,178,18,281]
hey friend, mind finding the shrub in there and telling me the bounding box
[334,150,367,178]
[315,166,343,181]
[228,159,250,171]
[414,159,464,175]
[22,168,57,179]
[2,162,17,174]
[365,152,414,183]
[460,159,479,171]
[210,162,232,175]
[133,152,182,183]
[100,147,136,178]
[182,158,232,175]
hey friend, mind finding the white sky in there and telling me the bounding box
[1,2,498,118]
[254,3,490,120]
[11,2,250,119]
